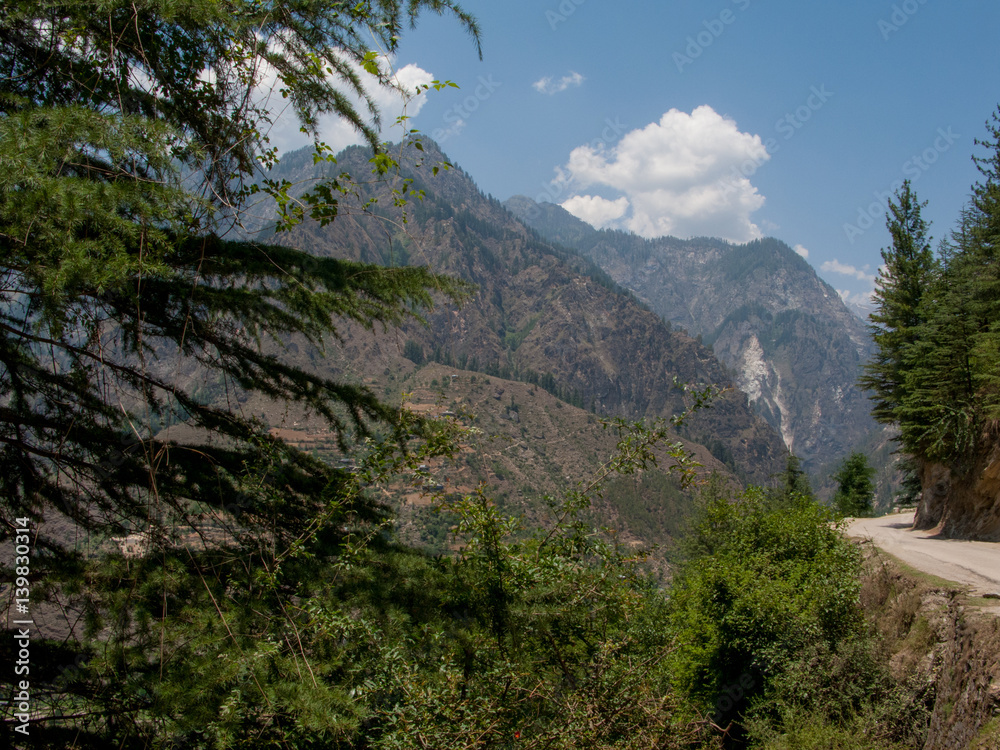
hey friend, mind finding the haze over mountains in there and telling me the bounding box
[250,138,886,500]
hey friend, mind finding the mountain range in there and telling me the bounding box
[504,196,890,490]
[242,138,888,521]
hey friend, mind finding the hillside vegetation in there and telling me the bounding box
[256,141,789,489]
[4,1,999,745]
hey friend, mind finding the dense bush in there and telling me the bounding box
[668,485,927,748]
[668,489,864,725]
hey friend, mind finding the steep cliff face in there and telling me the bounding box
[916,446,1000,541]
[506,197,885,483]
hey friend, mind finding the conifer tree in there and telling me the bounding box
[894,455,923,506]
[896,267,979,465]
[0,0,480,551]
[1,2,484,745]
[832,451,876,517]
[861,108,1000,474]
[860,180,937,426]
[894,109,1000,468]
[771,453,814,505]
[965,108,1000,421]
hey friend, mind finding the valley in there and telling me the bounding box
[6,2,1000,747]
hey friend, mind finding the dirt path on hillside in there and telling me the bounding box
[845,511,1000,597]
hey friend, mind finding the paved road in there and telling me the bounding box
[845,511,1000,596]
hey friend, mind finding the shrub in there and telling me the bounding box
[668,488,865,729]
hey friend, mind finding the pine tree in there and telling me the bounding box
[832,451,876,517]
[894,455,923,507]
[1,2,483,745]
[892,109,1000,469]
[860,180,937,426]
[965,108,1000,421]
[0,0,480,552]
[896,266,979,465]
[770,453,814,505]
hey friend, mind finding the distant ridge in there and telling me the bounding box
[257,140,790,487]
[506,196,888,495]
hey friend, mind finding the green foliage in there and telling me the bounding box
[23,401,727,748]
[402,338,425,364]
[503,313,542,351]
[669,486,864,730]
[862,110,1000,476]
[832,452,877,518]
[668,479,930,747]
[860,180,937,427]
[0,1,494,745]
[894,455,923,507]
[745,637,928,749]
[714,238,815,285]
[0,0,478,554]
[12,363,921,749]
[771,454,815,504]
[748,706,917,750]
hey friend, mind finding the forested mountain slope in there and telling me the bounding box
[506,196,885,484]
[254,141,788,487]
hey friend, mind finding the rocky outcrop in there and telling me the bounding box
[923,598,1000,750]
[505,197,885,483]
[916,446,1000,541]
[861,550,1000,750]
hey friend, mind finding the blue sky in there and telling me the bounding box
[272,0,1000,310]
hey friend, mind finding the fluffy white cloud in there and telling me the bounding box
[793,244,809,259]
[259,59,435,155]
[820,259,876,283]
[532,71,585,95]
[558,105,770,242]
[560,195,629,228]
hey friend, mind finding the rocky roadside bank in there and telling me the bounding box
[859,544,1000,749]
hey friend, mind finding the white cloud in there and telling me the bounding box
[259,58,435,155]
[558,105,770,242]
[836,288,872,302]
[793,244,809,259]
[836,288,876,314]
[436,118,466,143]
[826,261,880,317]
[532,71,585,95]
[560,195,629,228]
[820,259,876,283]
